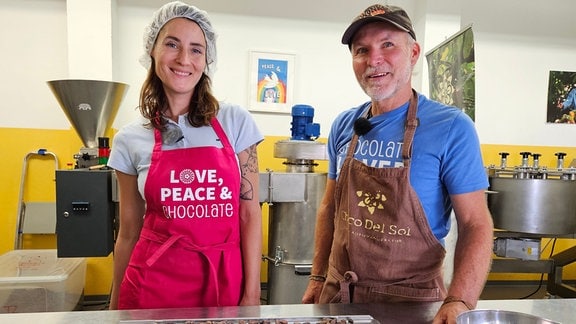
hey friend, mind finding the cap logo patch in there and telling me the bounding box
[341,4,416,44]
[361,6,387,19]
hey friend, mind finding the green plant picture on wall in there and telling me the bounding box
[426,26,475,121]
[547,70,576,124]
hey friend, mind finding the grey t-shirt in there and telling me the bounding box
[108,102,264,198]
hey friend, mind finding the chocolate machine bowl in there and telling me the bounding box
[486,151,576,235]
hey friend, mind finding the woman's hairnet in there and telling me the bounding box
[140,1,217,75]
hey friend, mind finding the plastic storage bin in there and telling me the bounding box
[0,249,86,313]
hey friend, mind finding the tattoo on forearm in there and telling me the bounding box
[241,144,258,173]
[240,177,254,200]
[240,144,258,201]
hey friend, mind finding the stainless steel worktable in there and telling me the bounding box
[0,299,572,323]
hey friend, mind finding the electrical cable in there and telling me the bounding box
[519,238,557,299]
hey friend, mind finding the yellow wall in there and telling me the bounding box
[1,127,575,295]
[0,127,113,295]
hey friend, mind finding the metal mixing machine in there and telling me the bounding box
[260,105,327,305]
[48,79,128,257]
[486,151,576,297]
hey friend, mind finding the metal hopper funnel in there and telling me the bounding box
[47,79,129,148]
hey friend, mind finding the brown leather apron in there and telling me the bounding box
[320,91,447,304]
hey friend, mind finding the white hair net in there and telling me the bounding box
[140,1,217,75]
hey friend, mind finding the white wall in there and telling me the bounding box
[113,5,371,137]
[475,34,576,146]
[461,0,576,147]
[2,0,576,146]
[212,14,366,138]
[0,0,68,129]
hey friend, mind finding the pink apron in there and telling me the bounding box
[118,118,243,309]
[320,91,447,304]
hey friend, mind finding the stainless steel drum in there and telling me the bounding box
[488,177,576,235]
[260,171,326,304]
[457,309,560,324]
[260,140,328,305]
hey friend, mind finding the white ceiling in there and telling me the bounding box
[120,0,576,39]
[120,0,414,24]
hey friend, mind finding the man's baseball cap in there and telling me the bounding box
[342,4,416,45]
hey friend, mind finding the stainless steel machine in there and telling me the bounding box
[260,105,327,304]
[48,79,128,257]
[486,151,576,297]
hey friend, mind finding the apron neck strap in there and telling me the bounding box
[401,90,419,164]
[209,117,233,150]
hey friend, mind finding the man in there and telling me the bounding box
[301,4,494,323]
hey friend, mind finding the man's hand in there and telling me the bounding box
[432,301,470,324]
[301,280,324,304]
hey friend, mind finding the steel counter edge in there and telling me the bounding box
[0,299,573,323]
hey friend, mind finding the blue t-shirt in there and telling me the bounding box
[328,93,488,240]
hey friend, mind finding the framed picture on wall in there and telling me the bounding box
[425,25,475,121]
[547,70,576,124]
[248,51,295,114]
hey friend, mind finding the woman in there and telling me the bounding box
[108,1,263,309]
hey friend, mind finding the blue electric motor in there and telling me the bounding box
[290,104,320,140]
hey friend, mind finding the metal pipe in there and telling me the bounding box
[14,149,59,249]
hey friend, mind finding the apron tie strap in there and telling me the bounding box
[339,271,359,303]
[329,264,443,303]
[140,228,238,306]
[144,232,185,267]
